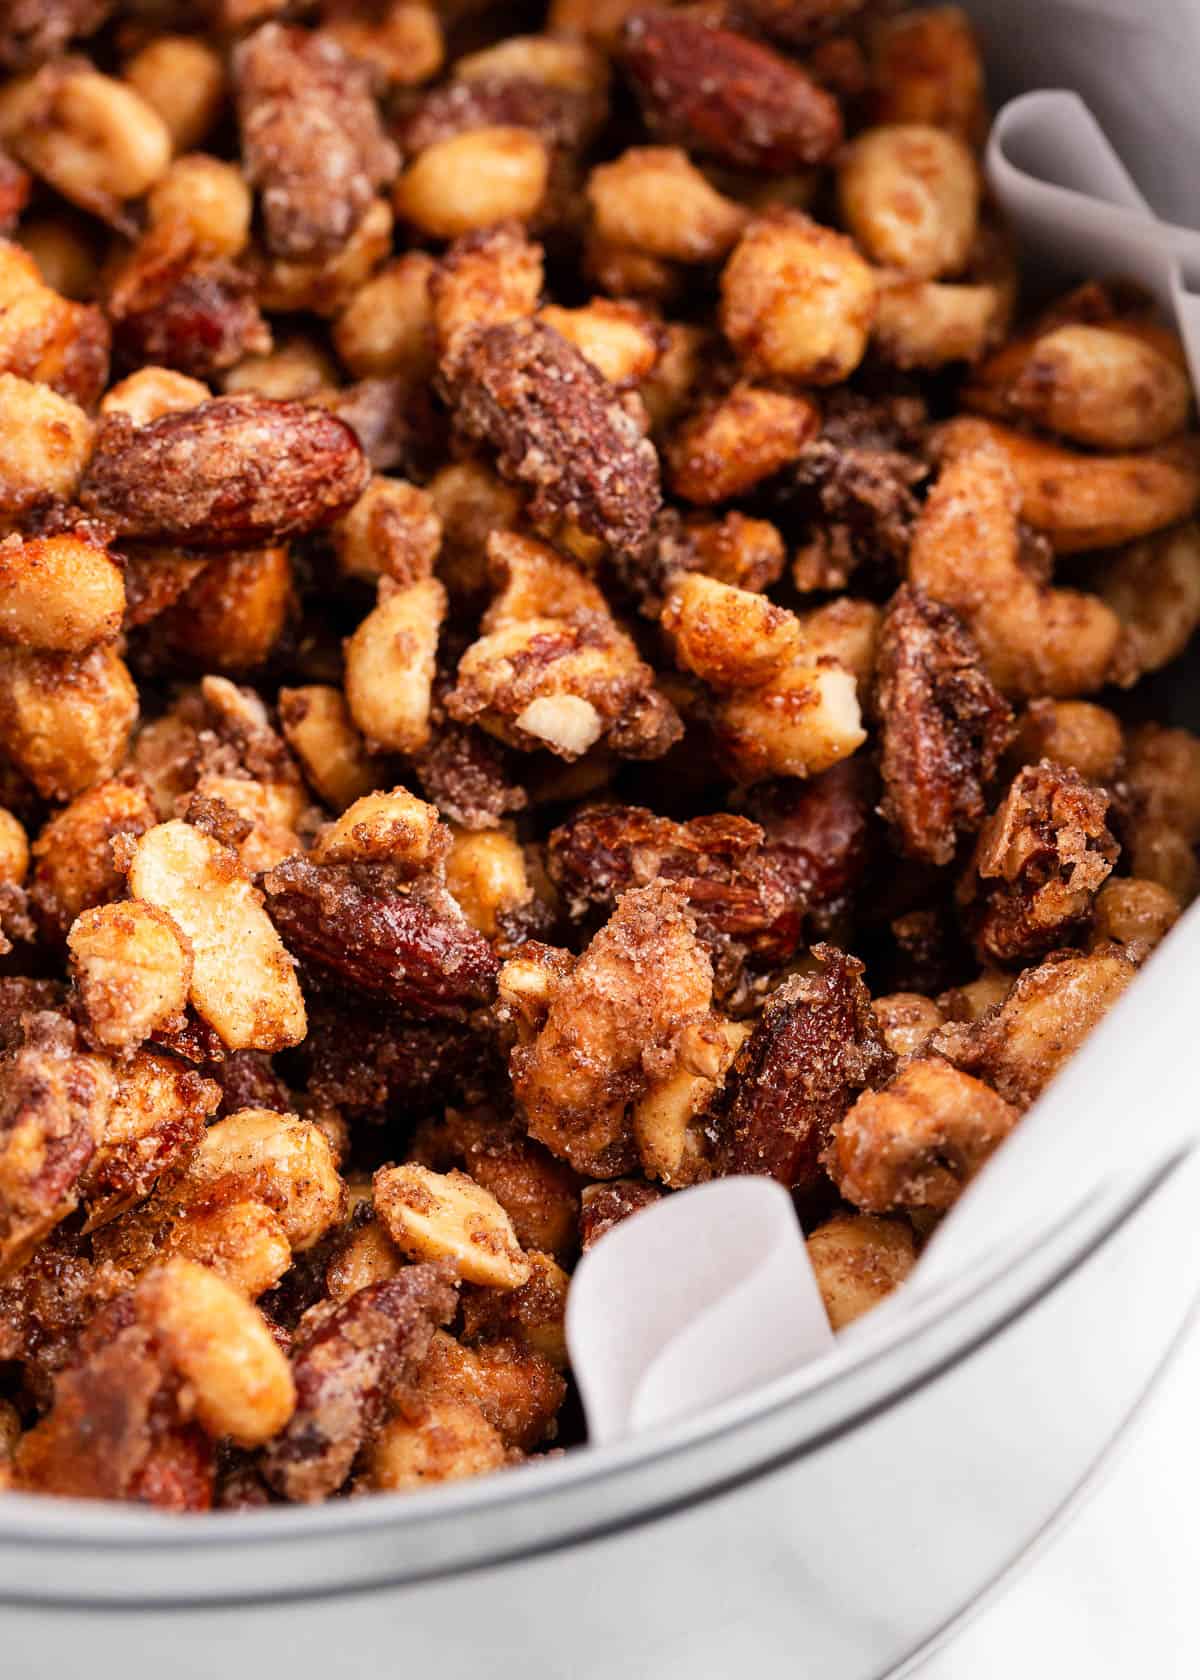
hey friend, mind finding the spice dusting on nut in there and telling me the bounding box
[0,0,1196,1509]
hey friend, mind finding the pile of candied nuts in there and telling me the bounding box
[0,0,1198,1511]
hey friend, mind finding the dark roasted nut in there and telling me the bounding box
[549,804,807,984]
[0,0,111,73]
[262,1263,458,1502]
[0,1011,112,1276]
[620,10,843,171]
[720,945,893,1189]
[234,23,399,262]
[743,757,874,937]
[302,998,501,1117]
[732,0,867,46]
[263,856,500,1019]
[415,714,528,831]
[958,763,1118,965]
[399,75,600,157]
[106,223,270,381]
[876,586,1014,866]
[579,1178,661,1251]
[442,318,661,557]
[80,396,369,547]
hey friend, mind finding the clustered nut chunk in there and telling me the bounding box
[0,1,1197,1515]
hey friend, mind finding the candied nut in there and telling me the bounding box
[0,373,91,514]
[586,147,749,264]
[30,777,155,939]
[538,299,663,390]
[415,1115,580,1265]
[633,1014,747,1185]
[578,1178,660,1251]
[716,660,865,784]
[79,1048,217,1228]
[1120,723,1200,901]
[325,1214,403,1302]
[333,477,442,585]
[67,900,192,1053]
[876,585,1013,865]
[0,60,171,222]
[0,1012,112,1275]
[454,31,606,94]
[664,572,801,690]
[278,685,377,811]
[101,366,210,425]
[263,1265,458,1502]
[932,417,1200,554]
[234,23,398,262]
[513,880,713,1176]
[182,1107,344,1254]
[414,1329,565,1450]
[966,322,1192,452]
[100,1197,293,1300]
[443,318,661,557]
[667,382,820,504]
[15,214,97,299]
[14,1290,214,1508]
[428,459,523,599]
[909,449,1125,698]
[444,825,532,936]
[81,395,368,547]
[650,508,786,609]
[872,992,944,1059]
[839,124,979,279]
[160,545,291,675]
[935,946,1137,1108]
[1090,877,1180,955]
[958,763,1118,966]
[343,576,446,754]
[1009,699,1124,785]
[620,10,842,170]
[138,1257,295,1448]
[807,1212,917,1330]
[872,268,1010,371]
[263,855,500,1018]
[720,210,876,384]
[374,1164,531,1289]
[0,236,109,404]
[721,945,893,1189]
[0,529,123,653]
[0,809,29,886]
[366,1393,506,1491]
[311,786,446,873]
[122,36,226,155]
[334,251,437,381]
[396,126,550,239]
[0,642,137,802]
[127,820,306,1053]
[254,195,394,319]
[223,336,336,401]
[146,156,253,261]
[1099,522,1200,679]
[831,1057,1017,1213]
[449,531,679,762]
[322,2,445,88]
[868,5,986,139]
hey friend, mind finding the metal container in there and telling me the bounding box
[3,1140,1198,1680]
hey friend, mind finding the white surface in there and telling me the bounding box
[924,1319,1200,1677]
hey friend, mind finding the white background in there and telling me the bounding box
[924,1321,1200,1676]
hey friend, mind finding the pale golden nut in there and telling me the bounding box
[182,1109,345,1254]
[586,148,749,264]
[720,211,876,384]
[67,900,192,1053]
[374,1164,532,1290]
[807,1213,918,1331]
[838,123,979,280]
[344,577,446,755]
[395,127,550,239]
